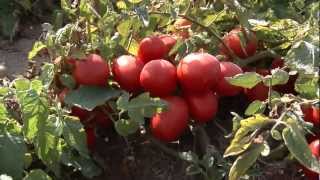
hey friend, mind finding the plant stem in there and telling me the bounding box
[235,50,280,67]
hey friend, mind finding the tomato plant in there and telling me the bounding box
[1,0,319,179]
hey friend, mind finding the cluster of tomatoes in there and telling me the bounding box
[56,23,319,178]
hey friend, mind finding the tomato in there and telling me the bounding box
[73,54,109,86]
[271,58,285,69]
[185,91,218,123]
[85,127,96,151]
[243,68,269,101]
[177,53,221,93]
[71,106,91,122]
[112,55,144,92]
[150,96,189,142]
[93,108,113,128]
[137,36,167,63]
[302,140,320,180]
[140,59,177,97]
[219,28,257,59]
[159,35,177,55]
[301,104,320,127]
[216,62,243,96]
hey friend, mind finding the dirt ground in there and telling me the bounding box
[0,24,47,79]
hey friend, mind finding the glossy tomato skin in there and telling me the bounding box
[185,91,218,123]
[140,59,177,97]
[73,54,109,86]
[159,35,177,55]
[137,36,167,63]
[112,55,144,93]
[150,96,189,142]
[301,105,320,127]
[177,53,221,93]
[216,62,243,96]
[220,28,257,59]
[302,140,320,180]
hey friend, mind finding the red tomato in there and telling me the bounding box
[93,108,113,128]
[219,28,257,59]
[73,54,109,86]
[271,58,285,69]
[301,105,320,127]
[137,36,167,63]
[177,53,221,93]
[302,140,320,180]
[185,91,218,123]
[112,55,144,92]
[85,127,96,151]
[216,62,243,96]
[150,96,189,142]
[159,35,177,55]
[140,59,177,97]
[244,68,269,101]
[71,106,90,122]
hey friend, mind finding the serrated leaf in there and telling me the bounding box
[65,86,121,111]
[245,100,266,116]
[59,74,76,89]
[63,116,89,158]
[228,143,265,180]
[226,72,262,88]
[263,69,289,86]
[224,114,269,157]
[114,119,139,136]
[23,169,52,180]
[28,41,46,60]
[282,118,320,174]
[0,132,27,179]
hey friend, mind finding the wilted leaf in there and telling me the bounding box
[224,114,269,157]
[228,143,265,180]
[226,72,262,88]
[64,86,121,111]
[282,118,320,174]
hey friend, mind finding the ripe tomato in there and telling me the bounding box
[216,62,243,96]
[302,139,320,180]
[150,96,189,142]
[271,58,285,69]
[140,59,177,97]
[219,28,257,59]
[177,53,221,93]
[137,36,167,63]
[159,35,177,55]
[85,127,96,151]
[71,106,91,122]
[301,104,320,127]
[112,55,144,93]
[73,54,109,86]
[93,108,113,128]
[185,91,218,123]
[243,68,269,101]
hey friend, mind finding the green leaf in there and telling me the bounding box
[228,143,265,180]
[63,116,89,158]
[31,79,43,94]
[263,69,289,86]
[295,74,319,99]
[245,100,266,116]
[40,63,54,89]
[59,74,76,89]
[117,18,133,37]
[28,41,47,60]
[286,41,320,74]
[186,165,202,176]
[0,175,12,180]
[135,6,149,27]
[179,151,199,163]
[114,119,139,136]
[23,169,52,180]
[64,86,121,111]
[13,78,30,91]
[0,132,27,179]
[226,72,262,88]
[128,0,142,3]
[224,114,269,157]
[0,87,9,96]
[282,118,320,174]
